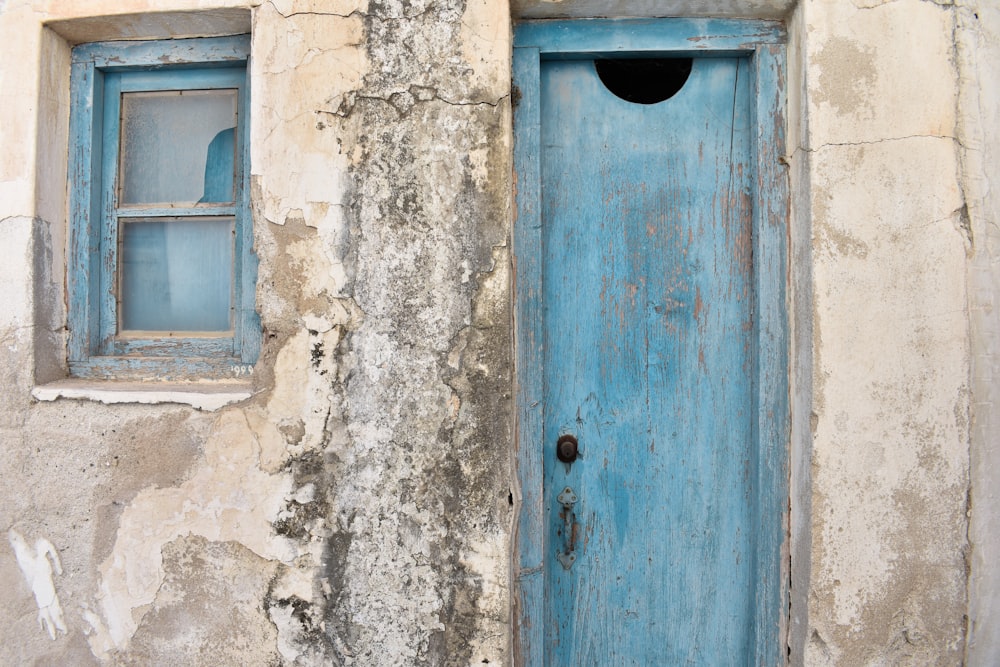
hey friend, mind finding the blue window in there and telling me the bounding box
[67,36,258,379]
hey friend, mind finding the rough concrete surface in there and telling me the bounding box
[2,0,512,665]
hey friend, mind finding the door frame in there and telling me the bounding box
[511,18,790,665]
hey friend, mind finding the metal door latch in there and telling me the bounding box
[556,486,579,570]
[556,434,579,463]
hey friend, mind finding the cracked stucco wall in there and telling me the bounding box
[793,0,979,664]
[2,0,511,665]
[1,0,997,665]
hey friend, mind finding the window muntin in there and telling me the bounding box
[67,36,257,380]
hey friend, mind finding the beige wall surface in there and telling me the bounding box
[2,1,512,664]
[959,0,1000,664]
[0,0,995,664]
[795,0,971,663]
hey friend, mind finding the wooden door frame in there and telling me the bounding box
[511,18,790,665]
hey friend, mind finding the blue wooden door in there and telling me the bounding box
[539,55,756,664]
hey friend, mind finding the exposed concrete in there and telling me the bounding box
[271,0,513,659]
[128,536,282,666]
[2,402,218,665]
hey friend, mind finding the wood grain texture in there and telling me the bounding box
[71,35,250,69]
[513,18,789,667]
[750,44,790,665]
[514,18,785,53]
[67,59,103,362]
[512,46,546,667]
[542,55,754,665]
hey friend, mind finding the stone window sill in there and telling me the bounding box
[31,379,253,411]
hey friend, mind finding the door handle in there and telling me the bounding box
[556,434,579,463]
[556,486,579,570]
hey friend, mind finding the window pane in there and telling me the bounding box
[120,90,237,205]
[120,218,234,332]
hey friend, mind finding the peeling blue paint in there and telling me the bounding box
[513,18,789,666]
[67,36,258,380]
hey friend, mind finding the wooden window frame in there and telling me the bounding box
[67,35,258,380]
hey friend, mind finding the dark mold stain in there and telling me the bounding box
[273,449,331,541]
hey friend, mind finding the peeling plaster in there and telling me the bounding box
[811,36,877,118]
[86,410,296,658]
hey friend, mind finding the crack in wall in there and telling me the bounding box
[796,133,963,153]
[322,87,508,121]
[267,1,365,21]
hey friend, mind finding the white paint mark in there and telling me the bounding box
[8,530,68,640]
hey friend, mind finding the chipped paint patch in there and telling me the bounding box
[86,410,296,657]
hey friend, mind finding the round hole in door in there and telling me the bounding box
[594,58,693,104]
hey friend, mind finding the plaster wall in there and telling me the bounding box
[0,0,994,665]
[959,0,1000,663]
[1,0,512,664]
[795,0,976,663]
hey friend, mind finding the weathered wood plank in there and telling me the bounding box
[69,355,254,381]
[751,43,791,667]
[67,59,102,362]
[515,18,785,54]
[512,45,546,667]
[235,63,259,365]
[71,35,250,68]
[115,205,238,218]
[513,18,789,667]
[540,54,755,665]
[98,70,122,354]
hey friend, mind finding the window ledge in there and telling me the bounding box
[32,379,252,411]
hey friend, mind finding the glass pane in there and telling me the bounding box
[120,218,234,332]
[120,90,237,205]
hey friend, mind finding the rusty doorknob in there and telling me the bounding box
[556,434,579,463]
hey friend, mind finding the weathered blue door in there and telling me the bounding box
[542,55,752,665]
[513,19,789,667]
